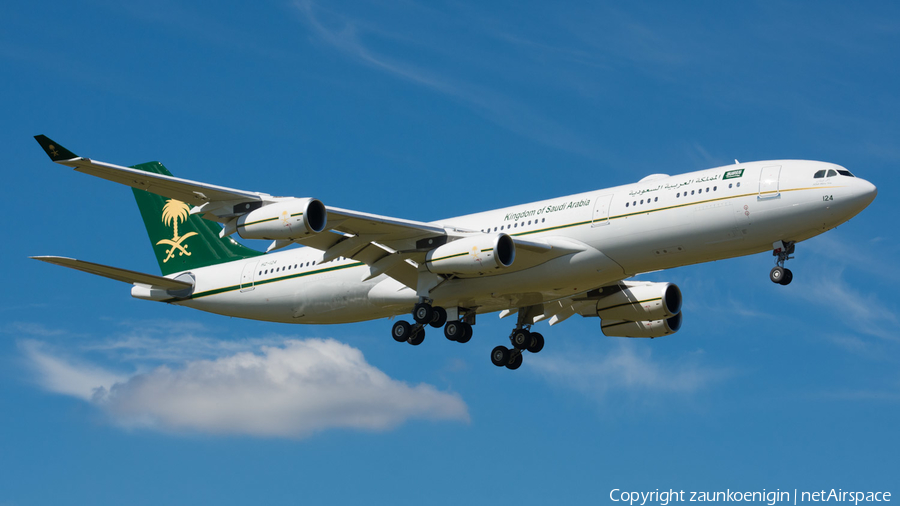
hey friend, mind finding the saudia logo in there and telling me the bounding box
[723,169,744,180]
[156,199,199,263]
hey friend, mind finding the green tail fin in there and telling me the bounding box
[131,161,263,275]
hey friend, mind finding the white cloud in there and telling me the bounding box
[23,338,469,438]
[293,0,604,159]
[530,343,729,400]
[793,269,899,342]
[20,340,129,401]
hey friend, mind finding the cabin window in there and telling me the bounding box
[827,169,837,177]
[626,202,629,207]
[729,183,733,189]
[676,192,680,198]
[713,186,717,191]
[691,190,695,195]
[737,182,741,187]
[542,218,545,223]
[706,187,710,192]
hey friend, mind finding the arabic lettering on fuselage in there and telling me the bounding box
[628,174,721,197]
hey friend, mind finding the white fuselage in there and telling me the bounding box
[153,160,876,324]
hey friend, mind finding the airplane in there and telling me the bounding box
[32,135,877,370]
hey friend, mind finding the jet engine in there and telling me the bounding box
[595,282,682,321]
[425,233,515,276]
[601,312,683,338]
[236,198,327,241]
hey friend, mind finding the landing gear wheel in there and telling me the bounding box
[491,346,511,367]
[407,326,425,346]
[526,332,544,353]
[444,321,463,341]
[429,306,447,328]
[506,353,523,370]
[511,329,531,350]
[769,266,785,284]
[457,323,473,344]
[391,321,412,342]
[780,268,793,286]
[413,303,434,324]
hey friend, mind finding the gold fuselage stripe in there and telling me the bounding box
[184,184,842,302]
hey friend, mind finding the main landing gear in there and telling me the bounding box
[391,301,473,346]
[770,240,795,286]
[390,301,545,371]
[490,307,545,371]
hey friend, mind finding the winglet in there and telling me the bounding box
[34,135,78,161]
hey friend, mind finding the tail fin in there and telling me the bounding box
[131,161,263,275]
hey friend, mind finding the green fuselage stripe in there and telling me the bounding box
[187,260,366,300]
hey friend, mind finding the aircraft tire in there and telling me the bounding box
[511,329,531,349]
[779,268,793,286]
[526,332,544,353]
[392,320,412,342]
[444,321,463,341]
[430,307,447,328]
[456,323,473,344]
[413,303,434,324]
[769,266,785,284]
[506,353,523,370]
[491,346,510,367]
[408,327,425,346]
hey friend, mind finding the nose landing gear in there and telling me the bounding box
[770,240,795,286]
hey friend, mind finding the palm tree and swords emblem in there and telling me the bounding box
[157,199,199,263]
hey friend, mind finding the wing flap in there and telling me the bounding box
[31,256,192,290]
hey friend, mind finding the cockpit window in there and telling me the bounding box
[837,170,855,177]
[826,169,837,177]
[814,170,826,178]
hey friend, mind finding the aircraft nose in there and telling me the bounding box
[858,178,877,206]
[848,178,877,213]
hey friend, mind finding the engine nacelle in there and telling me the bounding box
[425,233,515,276]
[236,198,327,241]
[601,312,683,338]
[595,282,682,321]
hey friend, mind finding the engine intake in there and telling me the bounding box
[236,198,327,241]
[425,233,515,276]
[595,282,682,321]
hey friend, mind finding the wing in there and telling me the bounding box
[34,136,452,287]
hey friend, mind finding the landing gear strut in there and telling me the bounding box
[770,241,795,286]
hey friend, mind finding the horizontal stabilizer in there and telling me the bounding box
[31,256,192,290]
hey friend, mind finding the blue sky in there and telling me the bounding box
[2,1,899,504]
